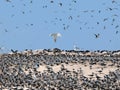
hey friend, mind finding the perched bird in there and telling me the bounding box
[49,33,62,42]
[73,44,80,51]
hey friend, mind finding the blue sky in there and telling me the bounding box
[0,0,120,53]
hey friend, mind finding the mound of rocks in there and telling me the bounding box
[0,49,120,90]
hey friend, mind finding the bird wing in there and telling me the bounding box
[49,33,54,37]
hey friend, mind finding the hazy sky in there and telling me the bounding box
[0,0,120,53]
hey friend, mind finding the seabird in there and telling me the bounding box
[6,0,11,2]
[0,46,10,53]
[73,45,80,51]
[94,33,100,38]
[59,3,62,6]
[49,33,62,42]
[11,49,18,53]
[116,31,119,34]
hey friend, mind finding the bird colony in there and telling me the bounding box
[0,49,120,89]
[0,0,120,90]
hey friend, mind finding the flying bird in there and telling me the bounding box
[68,16,73,20]
[50,1,54,3]
[11,49,18,53]
[6,0,11,2]
[0,47,6,52]
[103,18,108,22]
[59,3,62,6]
[115,25,119,28]
[97,22,99,24]
[116,31,119,34]
[49,33,62,42]
[4,29,8,32]
[94,33,100,38]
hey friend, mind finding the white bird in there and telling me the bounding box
[49,33,62,42]
[0,46,10,53]
[73,44,80,51]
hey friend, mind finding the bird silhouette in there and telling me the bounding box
[59,3,62,6]
[94,34,100,38]
[11,49,18,53]
[50,1,54,3]
[6,0,11,2]
[4,29,8,32]
[116,31,119,34]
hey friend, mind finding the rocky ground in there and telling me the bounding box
[0,49,120,90]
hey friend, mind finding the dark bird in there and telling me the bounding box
[97,22,99,24]
[103,25,106,30]
[59,3,62,6]
[91,10,94,12]
[6,0,11,2]
[115,25,119,28]
[63,25,69,30]
[112,18,115,22]
[112,14,118,17]
[11,49,18,53]
[88,72,94,77]
[112,0,116,3]
[22,11,25,14]
[30,0,33,3]
[97,70,102,74]
[68,16,73,20]
[30,24,33,26]
[94,33,100,38]
[103,18,108,21]
[4,29,8,32]
[80,27,82,30]
[95,74,101,79]
[83,10,88,13]
[98,10,101,13]
[108,8,113,11]
[50,1,54,3]
[72,0,77,3]
[43,5,47,8]
[116,31,119,34]
[16,26,19,29]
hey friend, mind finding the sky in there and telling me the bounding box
[0,0,120,53]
